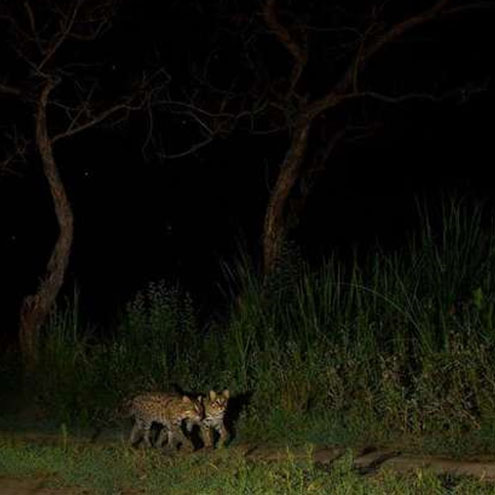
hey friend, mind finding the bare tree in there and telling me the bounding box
[259,0,493,273]
[152,0,492,274]
[0,0,146,373]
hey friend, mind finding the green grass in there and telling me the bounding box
[3,195,495,457]
[2,438,495,494]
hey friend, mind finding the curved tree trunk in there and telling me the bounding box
[262,118,311,274]
[19,79,74,374]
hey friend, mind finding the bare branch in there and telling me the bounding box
[0,127,30,176]
[37,1,81,72]
[52,101,140,143]
[0,10,31,42]
[157,136,214,160]
[69,0,117,40]
[68,20,108,40]
[263,0,307,96]
[443,1,495,15]
[344,78,490,105]
[306,0,460,119]
[363,0,451,62]
[158,99,239,120]
[23,1,42,54]
[0,83,23,97]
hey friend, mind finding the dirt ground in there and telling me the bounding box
[3,436,495,494]
[240,443,495,478]
[0,477,78,495]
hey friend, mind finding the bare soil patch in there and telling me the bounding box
[0,477,77,495]
[240,443,495,479]
[3,430,495,494]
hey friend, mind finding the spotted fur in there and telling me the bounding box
[127,393,204,450]
[200,389,230,448]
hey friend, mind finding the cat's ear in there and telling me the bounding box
[182,395,192,403]
[209,390,217,401]
[197,395,203,403]
[222,389,230,399]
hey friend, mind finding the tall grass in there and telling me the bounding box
[6,196,495,450]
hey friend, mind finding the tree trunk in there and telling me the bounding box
[262,118,311,274]
[19,79,74,374]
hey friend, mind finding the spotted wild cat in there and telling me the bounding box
[200,389,230,448]
[126,393,204,450]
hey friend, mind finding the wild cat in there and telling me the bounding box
[198,389,230,448]
[126,393,204,450]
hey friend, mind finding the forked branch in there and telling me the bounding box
[263,0,307,96]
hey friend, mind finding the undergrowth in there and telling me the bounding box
[3,197,495,453]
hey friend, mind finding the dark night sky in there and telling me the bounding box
[1,0,494,339]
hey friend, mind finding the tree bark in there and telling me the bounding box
[263,118,311,274]
[19,79,74,374]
